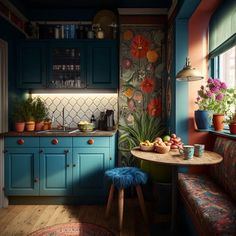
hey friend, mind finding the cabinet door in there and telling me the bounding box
[5,148,39,195]
[40,148,72,196]
[47,41,86,89]
[17,41,46,88]
[73,147,109,196]
[87,41,118,89]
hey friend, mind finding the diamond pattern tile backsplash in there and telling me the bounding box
[32,94,118,128]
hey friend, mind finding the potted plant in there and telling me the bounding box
[225,112,236,134]
[32,97,48,131]
[196,78,236,131]
[23,97,35,131]
[13,100,26,132]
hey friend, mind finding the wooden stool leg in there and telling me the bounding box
[136,185,148,223]
[105,184,115,218]
[118,188,124,231]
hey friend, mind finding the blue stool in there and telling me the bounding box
[105,167,148,230]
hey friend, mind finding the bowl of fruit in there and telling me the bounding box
[154,137,171,154]
[140,140,155,152]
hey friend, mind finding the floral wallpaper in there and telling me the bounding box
[119,25,166,165]
[119,25,166,126]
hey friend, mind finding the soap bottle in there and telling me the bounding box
[90,114,96,129]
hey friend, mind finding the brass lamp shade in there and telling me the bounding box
[176,57,204,81]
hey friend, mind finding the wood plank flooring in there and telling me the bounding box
[0,199,150,236]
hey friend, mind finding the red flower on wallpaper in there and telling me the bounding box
[140,77,155,93]
[147,97,162,117]
[130,35,150,59]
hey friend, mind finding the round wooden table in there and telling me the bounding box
[131,148,223,235]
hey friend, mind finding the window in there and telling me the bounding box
[219,45,236,89]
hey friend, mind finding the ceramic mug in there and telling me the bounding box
[179,145,194,160]
[194,144,205,157]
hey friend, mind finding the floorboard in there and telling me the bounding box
[0,199,150,236]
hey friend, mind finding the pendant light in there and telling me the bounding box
[176,57,204,81]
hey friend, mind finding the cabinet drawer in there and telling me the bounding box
[40,137,72,148]
[5,137,39,147]
[73,137,109,147]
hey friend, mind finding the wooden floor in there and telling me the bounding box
[0,199,151,236]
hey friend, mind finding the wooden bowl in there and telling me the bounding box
[155,145,170,154]
[140,144,154,152]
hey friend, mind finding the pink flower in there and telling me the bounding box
[210,86,220,94]
[213,79,221,87]
[207,78,214,83]
[216,93,224,101]
[196,96,200,101]
[206,91,213,97]
[220,82,227,90]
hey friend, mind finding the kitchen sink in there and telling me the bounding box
[36,129,80,134]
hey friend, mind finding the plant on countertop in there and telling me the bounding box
[32,97,48,122]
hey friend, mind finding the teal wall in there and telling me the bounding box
[0,16,26,130]
[171,0,201,144]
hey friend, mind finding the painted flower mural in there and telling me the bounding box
[119,26,166,165]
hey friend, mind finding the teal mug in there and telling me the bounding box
[194,144,205,157]
[179,145,194,160]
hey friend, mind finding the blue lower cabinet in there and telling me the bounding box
[73,147,109,196]
[5,148,39,195]
[39,148,72,196]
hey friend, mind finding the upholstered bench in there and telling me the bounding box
[178,137,236,236]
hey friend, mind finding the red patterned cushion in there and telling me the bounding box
[179,173,236,235]
[211,137,236,201]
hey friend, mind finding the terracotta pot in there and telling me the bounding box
[212,114,224,131]
[15,122,25,132]
[229,123,236,134]
[25,121,35,131]
[43,121,52,130]
[35,122,44,131]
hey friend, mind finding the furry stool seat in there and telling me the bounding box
[105,167,148,230]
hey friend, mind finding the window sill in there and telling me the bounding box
[195,127,236,139]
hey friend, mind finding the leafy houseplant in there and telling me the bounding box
[225,112,236,134]
[119,111,166,166]
[196,78,236,131]
[33,97,48,131]
[13,100,26,132]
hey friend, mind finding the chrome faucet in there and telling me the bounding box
[62,107,66,131]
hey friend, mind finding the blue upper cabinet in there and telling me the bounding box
[17,41,47,89]
[87,40,118,89]
[17,39,118,90]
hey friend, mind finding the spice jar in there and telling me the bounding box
[96,27,104,39]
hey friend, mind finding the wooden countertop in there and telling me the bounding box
[2,129,117,137]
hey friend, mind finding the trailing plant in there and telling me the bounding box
[32,97,48,122]
[119,111,166,166]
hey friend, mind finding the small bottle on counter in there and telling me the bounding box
[90,114,96,129]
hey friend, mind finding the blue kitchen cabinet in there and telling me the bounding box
[47,41,87,89]
[87,40,118,89]
[39,148,72,196]
[17,41,47,89]
[72,136,115,196]
[73,147,110,196]
[4,137,40,195]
